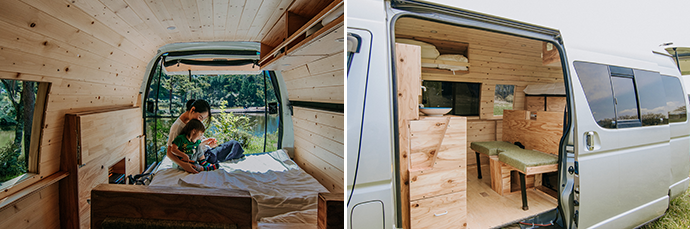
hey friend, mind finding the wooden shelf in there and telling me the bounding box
[260,0,343,67]
[422,58,470,67]
[397,35,471,74]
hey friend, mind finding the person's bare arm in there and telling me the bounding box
[166,147,199,174]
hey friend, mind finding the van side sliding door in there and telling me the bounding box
[570,60,671,228]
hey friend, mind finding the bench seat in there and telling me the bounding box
[470,141,520,156]
[498,148,558,174]
[497,148,558,211]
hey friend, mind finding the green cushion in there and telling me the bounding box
[498,148,558,172]
[470,141,520,156]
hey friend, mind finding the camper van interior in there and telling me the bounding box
[394,17,567,228]
[0,0,344,229]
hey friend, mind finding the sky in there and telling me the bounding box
[423,0,690,57]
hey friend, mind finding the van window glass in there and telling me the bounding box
[573,61,616,128]
[422,81,480,116]
[661,75,687,123]
[611,76,641,127]
[494,85,514,115]
[633,70,667,126]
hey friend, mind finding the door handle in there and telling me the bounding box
[585,131,594,151]
[434,210,448,217]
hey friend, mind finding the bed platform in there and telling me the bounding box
[148,149,329,228]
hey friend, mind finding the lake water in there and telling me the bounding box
[243,113,280,136]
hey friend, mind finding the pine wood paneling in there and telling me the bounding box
[292,107,343,193]
[282,52,344,104]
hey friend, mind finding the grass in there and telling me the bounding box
[642,187,690,228]
[493,100,513,116]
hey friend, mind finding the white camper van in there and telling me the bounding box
[347,1,690,228]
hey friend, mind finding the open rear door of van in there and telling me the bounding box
[569,55,672,228]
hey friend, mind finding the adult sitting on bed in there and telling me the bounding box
[166,99,245,173]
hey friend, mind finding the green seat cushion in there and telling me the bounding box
[470,141,520,156]
[498,148,558,172]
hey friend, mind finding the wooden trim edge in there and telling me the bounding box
[0,171,68,212]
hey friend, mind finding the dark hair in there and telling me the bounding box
[180,119,206,138]
[185,99,212,126]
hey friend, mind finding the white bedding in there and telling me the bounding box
[150,149,328,223]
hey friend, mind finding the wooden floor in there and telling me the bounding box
[467,164,558,229]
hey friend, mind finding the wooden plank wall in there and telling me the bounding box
[0,0,150,228]
[395,17,564,167]
[281,53,344,104]
[292,107,344,193]
[281,50,344,193]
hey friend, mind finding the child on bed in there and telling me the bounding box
[170,119,219,171]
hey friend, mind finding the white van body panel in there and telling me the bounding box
[347,1,397,228]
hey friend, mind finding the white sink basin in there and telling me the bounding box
[420,107,452,116]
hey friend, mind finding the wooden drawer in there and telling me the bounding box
[410,192,466,229]
[410,167,466,200]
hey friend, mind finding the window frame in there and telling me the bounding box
[0,81,51,199]
[493,84,515,117]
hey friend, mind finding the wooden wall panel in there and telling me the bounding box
[466,120,496,167]
[502,110,563,155]
[292,107,344,193]
[0,183,60,229]
[282,52,344,104]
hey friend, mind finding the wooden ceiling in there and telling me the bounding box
[61,0,334,61]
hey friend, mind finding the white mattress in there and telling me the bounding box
[150,149,328,223]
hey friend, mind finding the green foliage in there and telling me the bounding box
[207,101,256,149]
[0,143,26,183]
[494,84,515,102]
[246,131,279,155]
[144,119,175,166]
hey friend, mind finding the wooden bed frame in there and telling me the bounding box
[91,184,253,229]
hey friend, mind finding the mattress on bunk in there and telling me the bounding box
[149,149,329,221]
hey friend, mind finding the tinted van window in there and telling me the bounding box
[634,70,667,126]
[661,75,687,123]
[574,61,616,128]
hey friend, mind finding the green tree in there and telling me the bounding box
[207,101,255,148]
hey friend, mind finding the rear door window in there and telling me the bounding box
[661,75,688,123]
[634,69,667,126]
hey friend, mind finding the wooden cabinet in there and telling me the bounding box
[396,43,467,229]
[260,0,343,70]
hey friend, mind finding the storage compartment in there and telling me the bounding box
[108,158,126,184]
[260,0,343,68]
[396,35,470,74]
[410,192,467,229]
